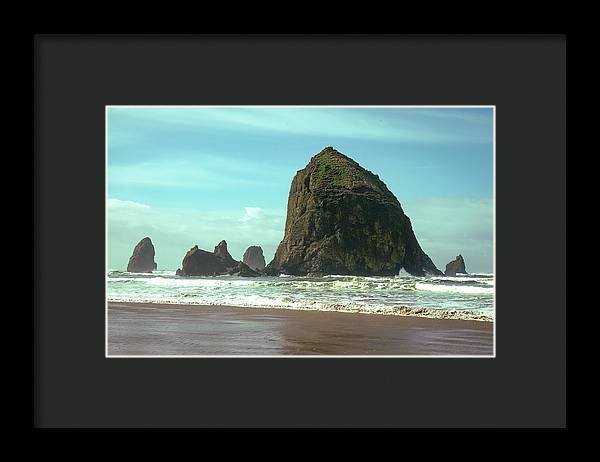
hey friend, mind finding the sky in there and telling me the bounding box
[108,107,494,273]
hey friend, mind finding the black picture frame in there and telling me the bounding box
[34,34,566,428]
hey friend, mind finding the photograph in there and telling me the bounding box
[106,106,495,357]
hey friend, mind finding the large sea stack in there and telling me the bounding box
[242,246,266,271]
[126,237,157,273]
[445,255,467,276]
[177,240,260,277]
[265,147,442,277]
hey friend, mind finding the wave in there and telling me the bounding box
[107,295,493,322]
[322,274,361,279]
[107,270,178,279]
[107,271,494,317]
[109,275,492,292]
[430,276,494,285]
[145,277,256,287]
[415,283,494,295]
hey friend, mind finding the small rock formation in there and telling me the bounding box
[213,240,237,267]
[179,245,228,276]
[265,147,442,277]
[178,240,260,277]
[242,246,266,271]
[229,261,262,277]
[445,255,467,276]
[126,237,157,273]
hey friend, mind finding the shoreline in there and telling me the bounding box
[107,301,494,356]
[107,298,494,322]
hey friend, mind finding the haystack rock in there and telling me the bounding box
[126,237,157,273]
[265,147,442,277]
[242,246,266,271]
[445,254,467,276]
[178,240,260,277]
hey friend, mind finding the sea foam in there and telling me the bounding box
[415,283,494,295]
[107,271,495,321]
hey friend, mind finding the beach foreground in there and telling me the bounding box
[107,302,493,356]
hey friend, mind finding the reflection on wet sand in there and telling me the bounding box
[108,302,493,356]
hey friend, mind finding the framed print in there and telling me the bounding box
[35,34,565,428]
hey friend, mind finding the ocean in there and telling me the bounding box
[107,270,495,321]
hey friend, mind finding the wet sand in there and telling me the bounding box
[107,302,494,356]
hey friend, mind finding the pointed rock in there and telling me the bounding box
[126,237,157,273]
[265,147,442,277]
[445,255,467,276]
[242,246,266,271]
[213,240,237,267]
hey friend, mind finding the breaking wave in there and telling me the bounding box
[415,283,494,295]
[107,271,495,321]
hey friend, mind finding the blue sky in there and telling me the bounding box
[108,107,494,273]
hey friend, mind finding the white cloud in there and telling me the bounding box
[108,107,492,145]
[107,198,150,210]
[239,207,262,222]
[109,159,263,190]
[108,153,292,191]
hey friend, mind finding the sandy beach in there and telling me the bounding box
[107,302,493,356]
